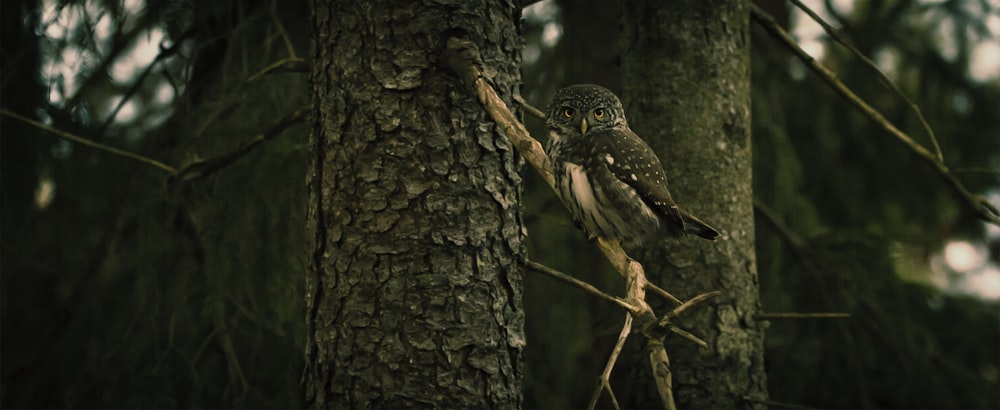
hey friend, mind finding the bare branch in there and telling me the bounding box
[174,108,307,182]
[788,0,944,162]
[646,282,683,306]
[246,58,308,83]
[95,41,184,140]
[269,0,299,59]
[662,290,722,321]
[750,4,1000,226]
[667,326,708,349]
[654,291,720,349]
[587,314,631,410]
[0,109,178,175]
[525,260,640,313]
[1,105,306,184]
[514,94,546,120]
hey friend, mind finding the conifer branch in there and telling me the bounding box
[0,109,178,175]
[750,4,1000,226]
[174,108,307,183]
[246,58,307,83]
[788,0,944,163]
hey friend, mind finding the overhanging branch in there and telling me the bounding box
[750,4,1000,226]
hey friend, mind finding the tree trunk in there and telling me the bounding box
[621,0,769,408]
[305,1,525,408]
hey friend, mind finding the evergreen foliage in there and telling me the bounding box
[1,0,997,408]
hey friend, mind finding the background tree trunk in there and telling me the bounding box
[621,0,768,408]
[305,0,525,408]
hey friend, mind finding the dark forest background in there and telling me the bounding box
[2,0,998,408]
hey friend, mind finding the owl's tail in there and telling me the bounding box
[679,210,720,241]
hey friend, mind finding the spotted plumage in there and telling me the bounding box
[545,84,719,244]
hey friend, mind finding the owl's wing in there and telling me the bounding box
[586,127,685,227]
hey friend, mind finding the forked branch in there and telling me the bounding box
[444,37,718,410]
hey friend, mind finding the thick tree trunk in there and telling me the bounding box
[305,1,525,408]
[621,0,768,408]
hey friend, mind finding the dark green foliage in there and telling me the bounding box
[2,0,309,407]
[3,0,999,408]
[760,233,999,408]
[751,1,1000,407]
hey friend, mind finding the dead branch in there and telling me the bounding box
[525,260,640,313]
[444,36,723,410]
[788,0,943,163]
[246,57,308,83]
[0,109,178,175]
[173,108,307,183]
[587,314,632,410]
[749,4,1000,226]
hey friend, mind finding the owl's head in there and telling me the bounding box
[545,84,627,137]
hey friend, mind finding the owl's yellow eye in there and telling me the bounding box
[562,108,575,118]
[593,108,606,119]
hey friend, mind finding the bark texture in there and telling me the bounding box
[305,0,525,408]
[621,0,768,408]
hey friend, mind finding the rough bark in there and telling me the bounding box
[621,0,768,408]
[305,1,525,408]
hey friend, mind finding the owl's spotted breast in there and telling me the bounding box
[545,84,720,242]
[556,161,662,244]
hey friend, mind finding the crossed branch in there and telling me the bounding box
[446,37,725,410]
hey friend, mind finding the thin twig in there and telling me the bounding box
[514,94,546,120]
[646,282,683,306]
[96,57,159,139]
[525,260,639,314]
[95,41,182,140]
[667,327,707,349]
[174,108,307,182]
[587,314,631,410]
[0,109,178,175]
[246,57,307,83]
[664,290,722,320]
[655,291,720,349]
[269,0,298,60]
[750,4,1000,226]
[753,198,806,249]
[62,11,164,110]
[788,0,944,163]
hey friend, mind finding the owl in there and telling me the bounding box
[545,84,719,245]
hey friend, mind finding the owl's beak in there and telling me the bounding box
[579,118,588,136]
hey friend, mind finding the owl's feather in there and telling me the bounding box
[545,83,719,242]
[582,128,718,240]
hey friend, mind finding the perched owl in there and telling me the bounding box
[545,84,719,245]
